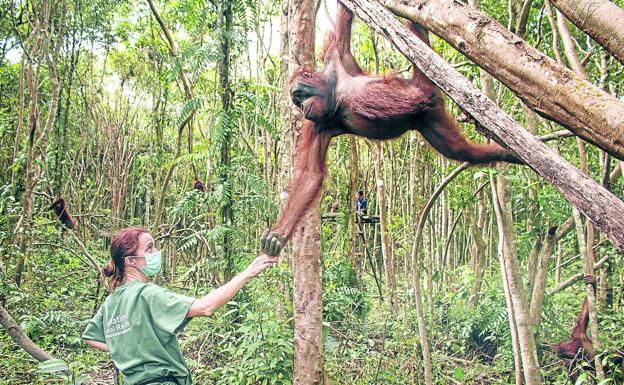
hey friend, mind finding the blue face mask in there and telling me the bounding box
[130,251,162,277]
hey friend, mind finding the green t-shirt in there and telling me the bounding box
[82,281,195,385]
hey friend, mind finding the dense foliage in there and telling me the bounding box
[1,0,623,384]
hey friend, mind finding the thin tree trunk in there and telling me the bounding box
[374,142,395,307]
[289,0,325,383]
[550,0,624,65]
[526,239,542,297]
[528,216,575,326]
[479,9,533,355]
[219,0,234,279]
[573,209,606,379]
[349,136,359,270]
[340,0,624,250]
[490,176,523,385]
[492,175,542,385]
[274,0,291,322]
[614,156,624,179]
[146,0,193,99]
[528,226,557,330]
[468,203,487,308]
[463,1,494,305]
[292,209,324,384]
[554,243,563,284]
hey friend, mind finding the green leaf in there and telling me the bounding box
[453,367,465,381]
[37,358,69,373]
[574,372,588,385]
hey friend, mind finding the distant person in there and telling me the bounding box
[355,190,367,214]
[331,198,339,213]
[83,227,278,385]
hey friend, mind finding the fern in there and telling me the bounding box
[175,97,204,128]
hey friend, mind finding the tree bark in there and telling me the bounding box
[372,0,624,161]
[340,0,624,251]
[526,239,542,298]
[528,226,557,330]
[292,210,324,384]
[550,0,624,65]
[219,0,235,280]
[573,209,606,379]
[468,195,487,308]
[289,0,325,383]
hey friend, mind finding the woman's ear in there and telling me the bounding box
[125,257,137,269]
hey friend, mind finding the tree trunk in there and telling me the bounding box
[550,0,624,65]
[372,0,624,161]
[289,0,325,383]
[349,136,359,270]
[14,1,66,286]
[468,204,487,308]
[292,209,324,384]
[526,240,542,298]
[218,0,234,280]
[492,175,542,385]
[374,142,395,307]
[573,209,606,379]
[528,216,574,328]
[490,177,523,385]
[340,0,624,250]
[528,226,557,330]
[463,2,493,306]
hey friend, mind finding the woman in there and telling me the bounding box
[83,227,278,385]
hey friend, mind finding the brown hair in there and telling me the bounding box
[103,227,148,291]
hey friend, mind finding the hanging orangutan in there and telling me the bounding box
[260,2,522,256]
[49,198,77,229]
[554,275,624,381]
[555,276,596,366]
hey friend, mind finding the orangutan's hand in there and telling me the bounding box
[583,275,596,288]
[261,229,286,256]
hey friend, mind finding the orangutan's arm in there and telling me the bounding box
[261,121,333,255]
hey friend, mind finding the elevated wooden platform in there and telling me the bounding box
[320,212,380,224]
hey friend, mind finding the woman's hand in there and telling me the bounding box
[189,254,279,317]
[244,254,279,278]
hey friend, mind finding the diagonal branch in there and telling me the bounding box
[340,0,624,250]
